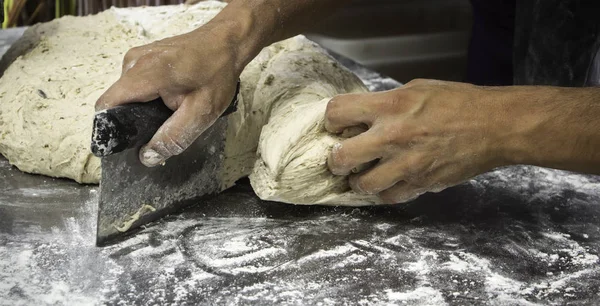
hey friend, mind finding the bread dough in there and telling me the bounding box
[0,3,225,183]
[245,41,382,205]
[0,2,382,205]
[113,204,156,232]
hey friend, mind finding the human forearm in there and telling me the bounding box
[496,86,600,174]
[204,0,344,74]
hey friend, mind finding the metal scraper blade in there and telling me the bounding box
[95,117,227,246]
[92,82,239,246]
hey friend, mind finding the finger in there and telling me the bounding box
[139,92,217,167]
[327,129,384,176]
[348,157,407,195]
[378,181,426,204]
[324,93,377,133]
[95,74,160,111]
[413,166,460,193]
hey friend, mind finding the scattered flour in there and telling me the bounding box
[386,287,447,305]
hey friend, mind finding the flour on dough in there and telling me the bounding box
[0,2,382,205]
[245,39,383,205]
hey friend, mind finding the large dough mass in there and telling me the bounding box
[0,2,382,205]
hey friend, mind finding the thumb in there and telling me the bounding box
[138,92,219,167]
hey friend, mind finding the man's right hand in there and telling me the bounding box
[96,0,343,167]
[95,22,241,167]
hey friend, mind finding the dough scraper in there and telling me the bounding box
[91,82,239,246]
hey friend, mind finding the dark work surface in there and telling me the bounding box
[2,156,600,305]
[2,30,600,305]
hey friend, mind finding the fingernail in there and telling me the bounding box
[348,176,367,194]
[328,143,346,175]
[140,148,164,167]
[332,142,342,153]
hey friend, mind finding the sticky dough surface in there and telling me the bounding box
[0,2,382,205]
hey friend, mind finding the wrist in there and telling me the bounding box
[202,2,276,75]
[467,87,515,170]
[490,86,563,167]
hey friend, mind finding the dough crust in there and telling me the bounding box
[0,2,381,205]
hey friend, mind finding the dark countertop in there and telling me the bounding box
[3,159,600,306]
[1,28,600,305]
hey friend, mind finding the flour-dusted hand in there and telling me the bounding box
[96,0,345,167]
[95,23,241,167]
[325,79,510,204]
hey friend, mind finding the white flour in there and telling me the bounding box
[1,141,599,305]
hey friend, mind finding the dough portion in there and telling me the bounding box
[0,3,225,183]
[246,40,382,205]
[0,12,140,183]
[250,97,381,206]
[0,2,381,205]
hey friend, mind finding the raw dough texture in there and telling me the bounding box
[0,2,382,205]
[246,43,382,205]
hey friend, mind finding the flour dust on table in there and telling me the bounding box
[2,164,600,305]
[0,2,382,205]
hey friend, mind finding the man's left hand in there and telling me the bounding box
[325,79,510,204]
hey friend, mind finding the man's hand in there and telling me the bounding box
[325,79,509,204]
[326,79,600,203]
[95,24,240,167]
[96,0,343,167]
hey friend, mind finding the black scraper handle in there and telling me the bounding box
[91,81,240,157]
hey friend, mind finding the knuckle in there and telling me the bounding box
[374,92,396,107]
[388,89,419,109]
[328,95,344,107]
[374,91,411,114]
[378,124,406,147]
[161,131,192,156]
[134,55,153,67]
[406,78,427,86]
[123,48,143,65]
[123,48,139,61]
[325,97,343,119]
[401,89,421,103]
[191,93,219,118]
